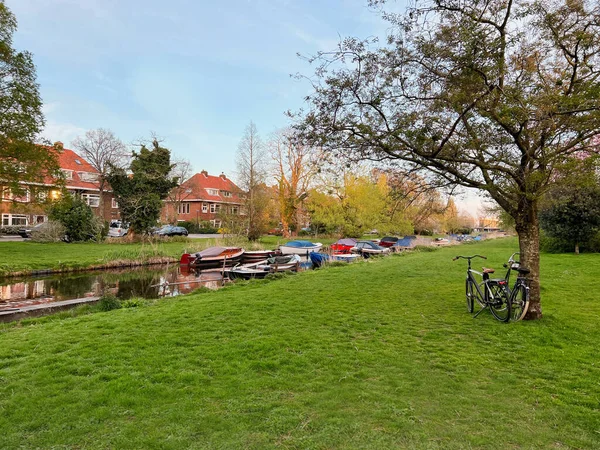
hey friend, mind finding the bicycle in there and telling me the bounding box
[500,252,531,322]
[453,254,512,322]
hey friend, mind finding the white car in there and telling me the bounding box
[108,220,128,237]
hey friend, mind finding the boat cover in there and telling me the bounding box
[334,238,357,246]
[283,240,318,248]
[267,254,301,265]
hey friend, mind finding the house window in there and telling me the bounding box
[61,169,73,180]
[210,220,222,228]
[1,214,28,227]
[206,188,219,196]
[178,203,190,214]
[231,206,238,215]
[202,203,208,213]
[78,172,99,182]
[210,203,215,213]
[81,193,100,207]
[33,215,47,224]
[111,198,119,209]
[222,191,232,197]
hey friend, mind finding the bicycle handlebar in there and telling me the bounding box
[452,255,486,261]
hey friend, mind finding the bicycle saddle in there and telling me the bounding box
[482,267,495,274]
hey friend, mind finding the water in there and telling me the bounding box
[0,265,224,312]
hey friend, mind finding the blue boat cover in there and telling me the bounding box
[284,240,317,248]
[394,238,416,247]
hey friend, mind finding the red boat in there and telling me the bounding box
[330,238,358,254]
[180,247,244,270]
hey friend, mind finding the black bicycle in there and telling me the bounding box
[500,252,530,322]
[453,255,512,322]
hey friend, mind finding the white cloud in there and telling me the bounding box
[42,121,86,147]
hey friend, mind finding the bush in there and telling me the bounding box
[121,298,146,308]
[0,226,21,235]
[49,194,103,242]
[98,294,122,311]
[31,220,66,242]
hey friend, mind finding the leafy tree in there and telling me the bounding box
[540,184,600,254]
[270,130,318,237]
[48,193,103,242]
[296,0,600,319]
[236,122,269,240]
[106,140,178,235]
[0,1,61,197]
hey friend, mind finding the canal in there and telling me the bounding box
[0,264,223,312]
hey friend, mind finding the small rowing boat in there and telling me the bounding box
[180,247,244,270]
[279,240,323,255]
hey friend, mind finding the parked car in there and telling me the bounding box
[155,225,189,237]
[379,236,399,247]
[108,220,129,238]
[18,222,47,239]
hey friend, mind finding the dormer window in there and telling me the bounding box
[206,188,219,196]
[61,169,73,180]
[78,172,99,182]
[222,191,232,197]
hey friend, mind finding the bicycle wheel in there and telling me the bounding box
[465,279,474,313]
[510,284,529,322]
[488,281,511,322]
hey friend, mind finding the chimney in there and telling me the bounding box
[201,170,208,177]
[54,141,64,150]
[220,172,227,180]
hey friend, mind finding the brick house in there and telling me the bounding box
[0,145,120,228]
[161,170,244,227]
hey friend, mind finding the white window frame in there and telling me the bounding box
[210,203,215,213]
[33,215,47,224]
[178,203,190,214]
[2,214,28,227]
[231,206,238,215]
[111,198,119,209]
[61,169,73,180]
[206,188,219,196]
[78,172,99,182]
[222,191,232,197]
[202,203,208,213]
[82,193,100,208]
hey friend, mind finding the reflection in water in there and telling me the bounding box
[0,265,223,311]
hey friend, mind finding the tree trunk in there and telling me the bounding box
[575,243,580,255]
[515,203,543,320]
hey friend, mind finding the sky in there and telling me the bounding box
[7,0,484,216]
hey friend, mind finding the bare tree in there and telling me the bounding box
[73,128,129,211]
[167,157,193,224]
[236,121,269,240]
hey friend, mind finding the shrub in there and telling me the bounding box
[0,226,21,235]
[178,221,218,234]
[121,298,146,308]
[49,193,103,242]
[98,295,122,311]
[31,220,66,243]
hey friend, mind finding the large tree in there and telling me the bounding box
[0,1,61,197]
[236,122,269,240]
[106,140,178,235]
[296,0,600,319]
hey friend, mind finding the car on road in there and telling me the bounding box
[155,225,189,237]
[108,220,129,238]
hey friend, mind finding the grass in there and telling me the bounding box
[0,238,599,448]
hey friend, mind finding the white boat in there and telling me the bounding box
[279,240,323,255]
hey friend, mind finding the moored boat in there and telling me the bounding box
[279,240,323,255]
[229,254,301,279]
[350,241,391,258]
[240,249,282,264]
[330,238,358,254]
[309,252,360,268]
[180,247,244,270]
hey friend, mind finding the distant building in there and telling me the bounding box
[0,144,119,228]
[161,170,243,228]
[475,215,501,232]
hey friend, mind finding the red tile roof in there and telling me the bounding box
[57,148,104,191]
[180,171,243,204]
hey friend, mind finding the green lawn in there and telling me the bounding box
[0,235,337,276]
[1,238,599,448]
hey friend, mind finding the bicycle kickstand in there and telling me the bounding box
[473,305,489,319]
